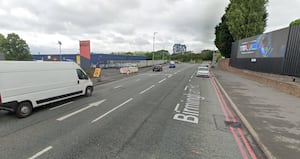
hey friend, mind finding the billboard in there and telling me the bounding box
[237,28,289,58]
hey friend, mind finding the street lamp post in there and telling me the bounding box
[58,41,62,61]
[152,32,157,65]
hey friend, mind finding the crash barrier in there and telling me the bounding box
[120,66,139,74]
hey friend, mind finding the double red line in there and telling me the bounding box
[210,75,257,159]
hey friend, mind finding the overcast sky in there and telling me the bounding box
[0,0,299,54]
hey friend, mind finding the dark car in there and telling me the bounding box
[153,65,163,72]
[169,63,175,68]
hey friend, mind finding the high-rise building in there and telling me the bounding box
[173,44,187,54]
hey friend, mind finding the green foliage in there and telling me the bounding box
[290,19,300,26]
[0,33,32,60]
[226,0,268,40]
[170,50,214,62]
[215,12,234,58]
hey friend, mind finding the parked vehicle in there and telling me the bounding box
[153,65,163,72]
[0,61,94,118]
[196,67,209,78]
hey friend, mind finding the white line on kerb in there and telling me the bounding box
[184,86,188,91]
[49,101,73,110]
[91,98,133,123]
[139,85,155,94]
[56,99,106,121]
[114,85,122,89]
[174,103,180,113]
[158,78,166,83]
[28,146,53,159]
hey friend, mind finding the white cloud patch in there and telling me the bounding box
[0,0,299,54]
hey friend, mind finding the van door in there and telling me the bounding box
[76,69,90,94]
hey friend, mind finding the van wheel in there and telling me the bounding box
[85,87,93,97]
[16,102,33,118]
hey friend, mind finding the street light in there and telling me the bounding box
[152,32,157,65]
[58,41,62,61]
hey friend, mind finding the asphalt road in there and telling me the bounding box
[0,64,264,159]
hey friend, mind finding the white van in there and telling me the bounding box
[0,61,94,118]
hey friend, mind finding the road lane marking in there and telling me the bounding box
[49,101,73,110]
[135,79,141,82]
[191,75,194,79]
[28,146,52,159]
[174,103,180,113]
[189,79,191,82]
[168,74,173,78]
[114,85,122,89]
[91,98,133,123]
[56,99,106,121]
[158,78,166,83]
[184,86,188,91]
[139,85,155,94]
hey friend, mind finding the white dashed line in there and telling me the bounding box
[91,98,133,123]
[114,85,122,89]
[184,86,188,91]
[28,146,53,159]
[139,85,155,94]
[158,78,166,83]
[174,103,180,113]
[49,101,73,110]
[56,99,106,121]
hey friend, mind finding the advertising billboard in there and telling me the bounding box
[237,27,289,58]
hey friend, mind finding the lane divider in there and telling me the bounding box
[174,103,180,113]
[28,146,52,159]
[91,98,133,123]
[56,99,106,121]
[139,85,155,94]
[49,101,73,111]
[114,85,122,89]
[158,78,167,83]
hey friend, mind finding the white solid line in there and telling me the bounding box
[158,78,166,83]
[91,98,133,123]
[49,101,73,110]
[28,146,53,159]
[139,85,155,94]
[174,103,180,113]
[135,79,141,82]
[56,99,106,121]
[114,85,122,89]
[184,86,188,91]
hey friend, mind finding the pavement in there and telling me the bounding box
[212,68,300,159]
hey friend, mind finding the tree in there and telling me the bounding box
[1,33,32,60]
[290,19,300,26]
[226,0,268,40]
[215,12,234,58]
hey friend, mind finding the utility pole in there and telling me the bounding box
[152,32,157,65]
[58,41,62,61]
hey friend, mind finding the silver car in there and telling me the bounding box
[196,67,209,78]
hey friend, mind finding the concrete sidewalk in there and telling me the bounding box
[212,68,300,159]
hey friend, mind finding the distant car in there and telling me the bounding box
[196,67,209,78]
[153,65,163,72]
[199,63,210,68]
[169,63,175,68]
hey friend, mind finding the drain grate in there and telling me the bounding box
[224,121,242,128]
